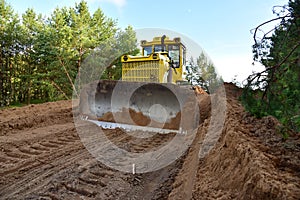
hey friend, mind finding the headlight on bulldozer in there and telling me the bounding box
[152,53,158,59]
[123,55,128,61]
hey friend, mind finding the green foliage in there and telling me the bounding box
[242,0,300,135]
[0,0,138,106]
[0,0,22,106]
[100,25,140,80]
[186,53,223,93]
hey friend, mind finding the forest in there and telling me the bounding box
[242,0,300,134]
[0,0,138,106]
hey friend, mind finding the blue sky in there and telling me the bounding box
[6,0,288,82]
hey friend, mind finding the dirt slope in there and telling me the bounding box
[0,83,299,199]
[169,83,300,199]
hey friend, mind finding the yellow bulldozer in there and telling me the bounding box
[79,35,200,134]
[122,35,186,83]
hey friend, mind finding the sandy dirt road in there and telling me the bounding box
[0,84,299,199]
[0,100,186,199]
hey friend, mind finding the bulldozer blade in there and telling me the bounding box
[85,119,186,134]
[79,80,199,132]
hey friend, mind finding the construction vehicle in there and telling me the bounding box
[122,35,186,84]
[79,35,199,134]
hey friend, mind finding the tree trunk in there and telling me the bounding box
[0,55,3,107]
[27,79,32,105]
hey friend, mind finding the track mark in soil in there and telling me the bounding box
[48,140,68,145]
[18,146,42,155]
[89,169,115,178]
[78,176,108,187]
[0,146,88,199]
[62,182,97,197]
[30,144,50,151]
[5,151,30,159]
[0,155,13,163]
[39,142,60,148]
[37,193,60,200]
[57,137,73,143]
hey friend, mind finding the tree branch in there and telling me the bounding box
[252,14,291,45]
[51,80,69,100]
[276,41,300,67]
[59,57,79,99]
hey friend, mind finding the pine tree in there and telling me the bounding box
[243,0,300,135]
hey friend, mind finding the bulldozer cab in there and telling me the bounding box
[141,36,186,69]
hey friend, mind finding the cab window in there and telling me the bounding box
[143,46,152,56]
[168,45,180,68]
[182,46,186,65]
[154,45,164,52]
